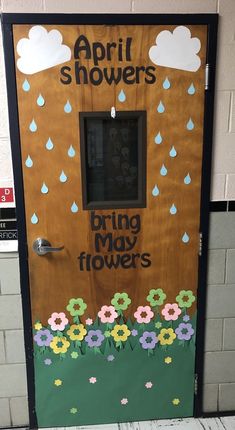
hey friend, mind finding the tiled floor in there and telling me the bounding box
[27,417,235,430]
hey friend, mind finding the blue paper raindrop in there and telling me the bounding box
[170,204,177,215]
[152,185,160,197]
[68,145,75,157]
[31,213,38,224]
[188,83,195,95]
[169,146,177,158]
[118,89,126,103]
[59,171,67,183]
[37,94,45,107]
[187,118,194,131]
[157,101,165,113]
[163,77,171,89]
[64,100,72,113]
[29,119,37,132]
[184,173,191,185]
[25,155,33,168]
[45,138,54,150]
[22,79,30,92]
[41,182,48,194]
[71,201,78,213]
[155,132,162,144]
[182,232,190,243]
[160,164,167,176]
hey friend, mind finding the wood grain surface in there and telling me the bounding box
[13,24,207,323]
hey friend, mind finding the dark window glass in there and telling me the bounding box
[80,112,146,209]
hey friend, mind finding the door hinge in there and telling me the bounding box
[194,373,198,396]
[205,64,210,90]
[198,232,203,256]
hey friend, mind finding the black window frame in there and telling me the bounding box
[79,110,146,210]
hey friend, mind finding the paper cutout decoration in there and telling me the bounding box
[169,146,177,158]
[64,100,72,113]
[155,132,162,144]
[37,94,45,107]
[152,185,160,196]
[41,183,49,194]
[46,138,54,150]
[160,164,168,176]
[187,118,194,130]
[31,213,38,224]
[149,26,201,72]
[68,145,75,157]
[25,155,33,168]
[59,171,67,183]
[118,89,126,102]
[71,202,78,213]
[29,119,37,132]
[188,83,196,95]
[22,79,30,91]
[163,77,171,89]
[182,232,190,243]
[16,26,71,74]
[157,101,165,113]
[184,173,191,184]
[170,204,177,215]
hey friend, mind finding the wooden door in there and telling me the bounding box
[2,14,217,428]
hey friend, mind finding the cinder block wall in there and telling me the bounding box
[0,0,235,426]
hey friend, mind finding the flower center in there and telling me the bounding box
[55,318,62,324]
[73,304,81,311]
[153,294,160,301]
[145,336,153,343]
[182,328,188,335]
[73,329,80,335]
[91,335,98,341]
[41,335,47,341]
[168,309,175,315]
[164,333,170,340]
[117,330,124,337]
[57,341,63,348]
[105,311,111,318]
[141,311,147,318]
[118,298,124,305]
[182,296,189,302]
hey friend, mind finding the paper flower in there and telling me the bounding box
[85,318,93,326]
[111,324,131,342]
[134,306,154,324]
[111,292,131,311]
[34,322,42,330]
[176,290,196,308]
[139,331,158,350]
[158,328,176,346]
[175,323,194,340]
[107,355,115,362]
[54,379,62,386]
[71,351,79,359]
[48,312,68,331]
[121,398,128,405]
[70,407,77,414]
[104,331,111,338]
[67,324,87,341]
[50,336,70,354]
[145,382,153,389]
[172,398,180,405]
[66,298,87,317]
[98,305,118,323]
[131,329,138,337]
[147,288,166,307]
[164,356,172,364]
[161,303,181,321]
[85,330,104,347]
[44,358,52,365]
[155,322,162,329]
[183,314,190,322]
[34,329,53,347]
[89,377,97,384]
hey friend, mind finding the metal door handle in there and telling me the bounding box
[33,238,64,256]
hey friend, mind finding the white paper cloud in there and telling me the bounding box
[16,25,71,74]
[149,26,201,72]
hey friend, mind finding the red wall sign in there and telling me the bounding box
[0,188,14,203]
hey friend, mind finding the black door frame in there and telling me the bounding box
[1,13,219,428]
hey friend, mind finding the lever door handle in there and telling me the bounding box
[33,238,64,256]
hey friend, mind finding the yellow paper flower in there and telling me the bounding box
[164,356,172,364]
[111,324,131,342]
[67,324,87,341]
[172,398,180,405]
[158,328,176,346]
[54,379,62,386]
[50,336,70,354]
[34,322,42,330]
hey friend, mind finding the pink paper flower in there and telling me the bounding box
[89,377,97,384]
[85,318,93,326]
[145,382,153,389]
[134,306,154,324]
[121,398,128,405]
[48,312,68,331]
[98,305,118,324]
[161,303,182,321]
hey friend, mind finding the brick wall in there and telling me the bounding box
[0,0,235,426]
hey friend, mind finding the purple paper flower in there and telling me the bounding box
[183,314,190,322]
[107,355,115,362]
[34,329,53,347]
[139,331,158,350]
[85,330,105,347]
[175,323,194,341]
[131,329,138,337]
[44,358,52,366]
